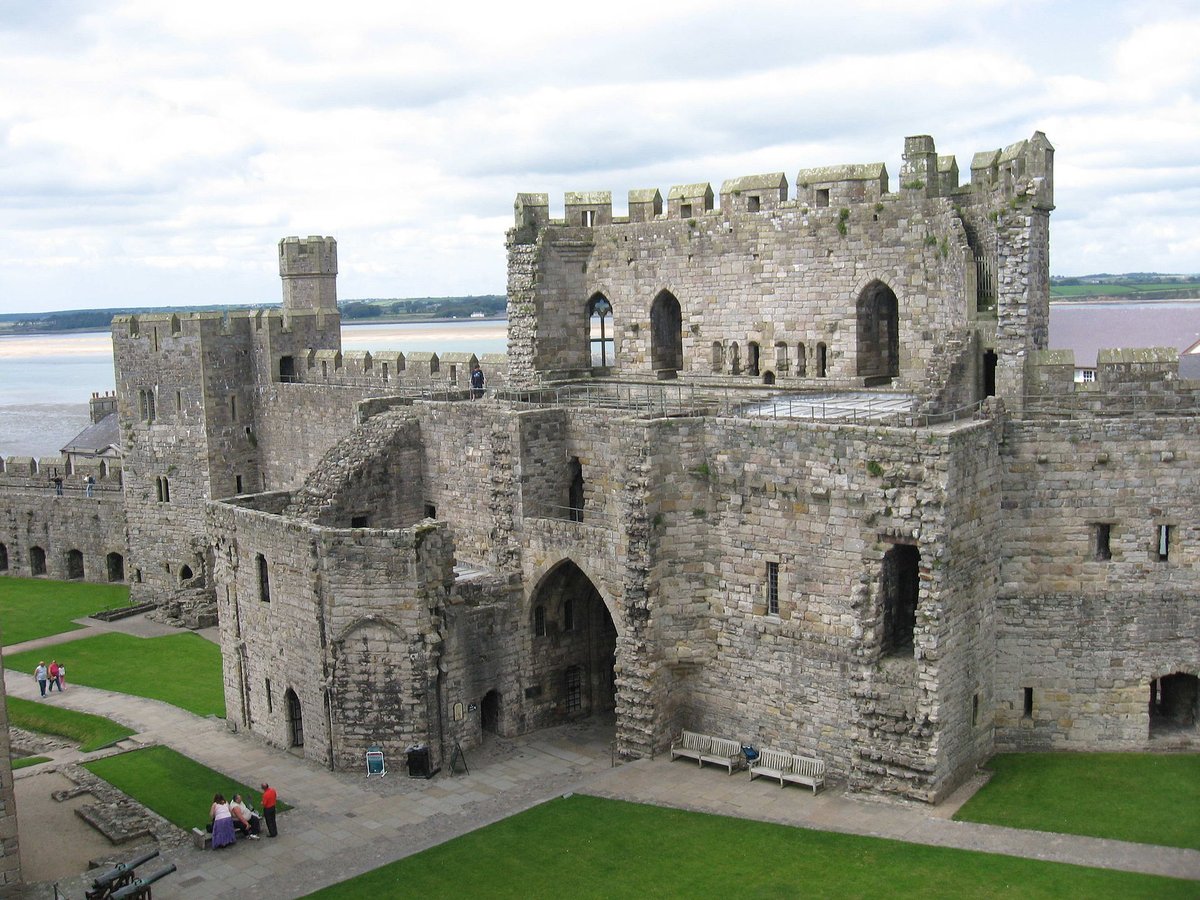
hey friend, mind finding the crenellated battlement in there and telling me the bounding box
[0,453,123,493]
[1026,347,1199,414]
[512,132,1054,230]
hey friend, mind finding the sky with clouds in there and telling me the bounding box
[2,0,1198,314]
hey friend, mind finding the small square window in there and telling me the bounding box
[680,203,693,218]
[816,188,830,208]
[1093,523,1111,561]
[581,210,595,227]
[747,196,760,212]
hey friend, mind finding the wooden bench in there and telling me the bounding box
[749,748,825,793]
[669,731,744,774]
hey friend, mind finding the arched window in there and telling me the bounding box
[797,343,807,377]
[774,341,788,373]
[747,341,760,377]
[180,564,194,581]
[285,689,304,747]
[729,342,741,376]
[156,477,170,503]
[816,343,828,378]
[588,295,614,368]
[711,342,724,373]
[563,597,575,632]
[30,546,46,576]
[649,290,683,374]
[257,553,270,602]
[66,549,84,580]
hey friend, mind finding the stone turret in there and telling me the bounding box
[279,236,338,312]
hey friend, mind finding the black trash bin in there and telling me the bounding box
[407,745,431,778]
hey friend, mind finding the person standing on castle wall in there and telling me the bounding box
[34,662,48,697]
[470,364,485,399]
[51,475,63,496]
[48,660,60,692]
[85,474,94,498]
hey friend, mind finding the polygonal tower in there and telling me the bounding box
[279,236,338,311]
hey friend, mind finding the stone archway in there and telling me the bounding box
[650,290,683,375]
[527,560,618,731]
[856,280,900,381]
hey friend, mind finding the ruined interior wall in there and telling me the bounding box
[211,498,454,770]
[284,412,425,529]
[417,402,512,567]
[253,384,378,492]
[996,415,1200,749]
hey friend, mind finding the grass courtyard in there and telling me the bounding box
[0,576,130,645]
[954,752,1200,850]
[307,794,1196,899]
[83,745,282,830]
[5,632,225,717]
[6,696,134,751]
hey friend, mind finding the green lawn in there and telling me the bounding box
[308,795,1195,899]
[6,696,134,751]
[0,576,130,645]
[83,746,282,830]
[5,632,225,718]
[11,756,51,770]
[954,752,1200,850]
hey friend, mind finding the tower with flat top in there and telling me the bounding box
[279,236,338,311]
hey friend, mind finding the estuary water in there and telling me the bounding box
[0,319,508,459]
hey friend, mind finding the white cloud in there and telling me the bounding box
[0,2,1198,313]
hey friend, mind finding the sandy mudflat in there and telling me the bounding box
[14,770,115,883]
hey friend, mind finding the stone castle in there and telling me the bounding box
[1,131,1197,821]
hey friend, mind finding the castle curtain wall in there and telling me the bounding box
[996,414,1200,749]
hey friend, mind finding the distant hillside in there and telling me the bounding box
[0,295,508,335]
[1051,274,1200,301]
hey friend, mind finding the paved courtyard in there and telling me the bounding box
[4,615,1200,898]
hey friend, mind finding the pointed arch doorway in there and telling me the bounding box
[650,291,683,376]
[527,560,618,731]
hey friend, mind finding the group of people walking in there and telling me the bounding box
[33,659,66,696]
[209,783,279,850]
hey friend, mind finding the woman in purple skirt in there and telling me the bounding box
[210,793,236,849]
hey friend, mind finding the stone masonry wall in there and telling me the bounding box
[996,415,1200,749]
[0,644,20,889]
[0,488,126,583]
[210,494,456,771]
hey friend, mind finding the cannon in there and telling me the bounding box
[110,864,177,900]
[84,850,160,900]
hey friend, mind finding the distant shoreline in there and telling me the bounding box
[0,314,508,339]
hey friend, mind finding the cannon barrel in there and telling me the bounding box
[110,864,177,900]
[91,850,161,888]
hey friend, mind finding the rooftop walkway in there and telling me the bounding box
[4,616,1198,898]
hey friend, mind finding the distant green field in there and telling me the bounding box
[1051,282,1196,297]
[0,577,130,645]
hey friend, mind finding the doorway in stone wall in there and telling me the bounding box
[481,689,501,736]
[856,280,900,382]
[1150,672,1198,740]
[650,290,683,375]
[528,560,618,731]
[285,689,304,748]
